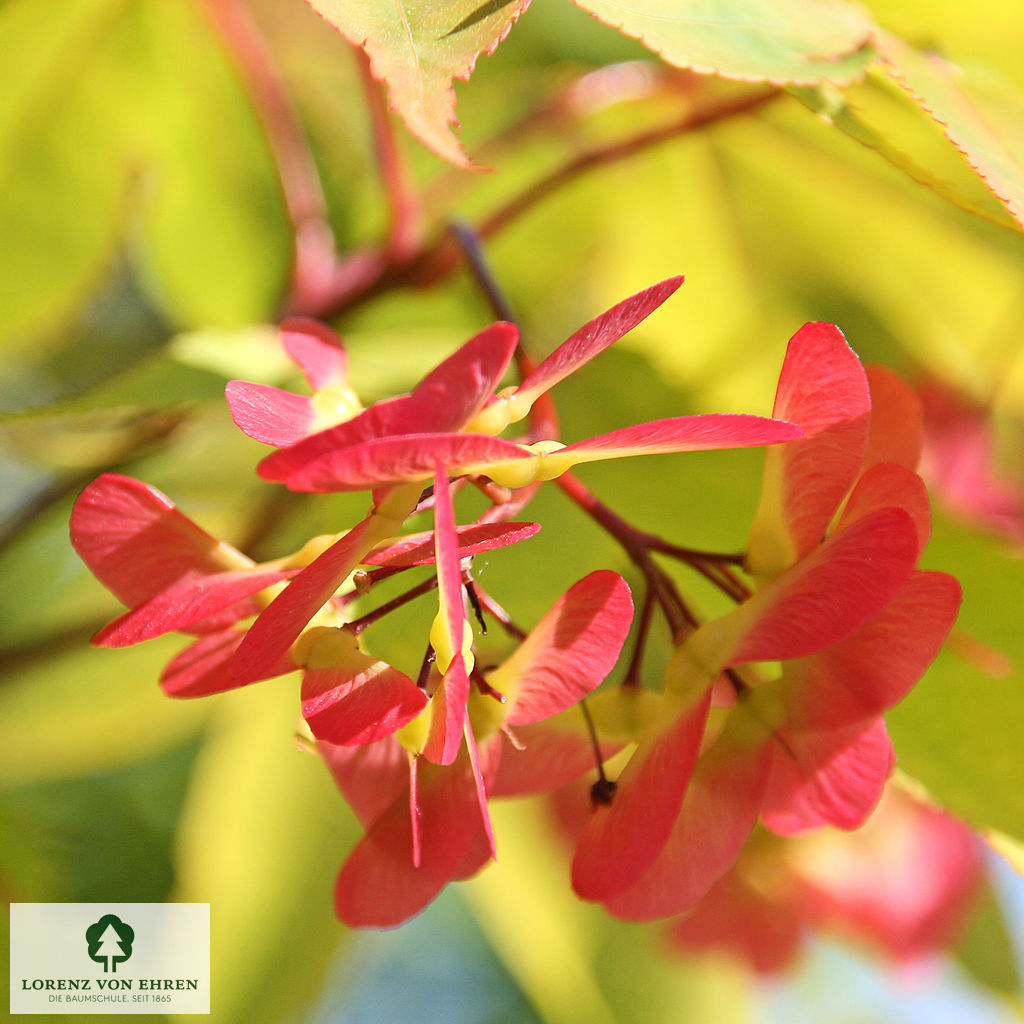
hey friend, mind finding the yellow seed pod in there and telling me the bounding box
[464,387,517,435]
[396,703,433,755]
[429,612,475,675]
[460,621,476,675]
[310,385,363,430]
[467,686,507,743]
[211,539,256,572]
[300,626,362,670]
[529,439,568,481]
[288,532,344,567]
[429,610,455,672]
[485,451,540,489]
[504,388,533,426]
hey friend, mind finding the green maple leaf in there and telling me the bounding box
[306,0,532,167]
[569,0,875,84]
[879,31,1024,231]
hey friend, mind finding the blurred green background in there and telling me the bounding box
[3,0,1024,1021]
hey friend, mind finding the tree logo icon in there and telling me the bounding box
[85,914,135,973]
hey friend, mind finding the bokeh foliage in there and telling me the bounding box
[3,0,1024,1021]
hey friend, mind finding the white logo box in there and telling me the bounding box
[10,903,210,1015]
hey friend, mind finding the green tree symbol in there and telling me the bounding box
[86,914,135,973]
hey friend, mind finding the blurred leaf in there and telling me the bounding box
[315,889,543,1023]
[986,830,1024,875]
[0,0,292,348]
[169,324,292,383]
[0,637,209,785]
[0,486,126,647]
[463,799,754,1024]
[0,408,186,469]
[649,98,1024,401]
[955,880,1023,999]
[463,799,622,1024]
[880,32,1024,230]
[306,0,532,166]
[0,739,198,901]
[0,0,135,351]
[0,261,171,415]
[888,515,1024,844]
[569,0,874,84]
[792,73,1020,232]
[170,680,353,1024]
[596,919,753,1024]
[131,0,292,326]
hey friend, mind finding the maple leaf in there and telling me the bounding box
[567,0,877,85]
[305,0,532,166]
[878,32,1024,231]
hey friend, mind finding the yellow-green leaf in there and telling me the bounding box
[569,0,875,84]
[879,31,1024,231]
[306,0,532,166]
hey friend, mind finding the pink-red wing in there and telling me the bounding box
[70,474,228,607]
[514,277,682,407]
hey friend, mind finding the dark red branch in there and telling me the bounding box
[347,574,439,634]
[311,83,782,318]
[476,85,780,241]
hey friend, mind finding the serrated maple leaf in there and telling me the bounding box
[306,0,532,166]
[569,0,875,85]
[878,31,1024,231]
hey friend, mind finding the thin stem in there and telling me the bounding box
[476,86,779,242]
[553,469,752,606]
[704,561,752,602]
[555,471,693,640]
[683,558,752,604]
[645,538,745,565]
[470,476,515,506]
[579,698,616,807]
[347,574,439,634]
[464,575,488,635]
[471,584,527,641]
[449,221,518,323]
[354,46,423,263]
[471,666,507,704]
[621,585,656,688]
[334,564,405,605]
[415,643,436,689]
[447,222,559,441]
[313,84,781,319]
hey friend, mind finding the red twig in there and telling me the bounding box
[476,85,780,241]
[354,47,423,263]
[347,573,439,634]
[555,471,694,640]
[311,82,783,318]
